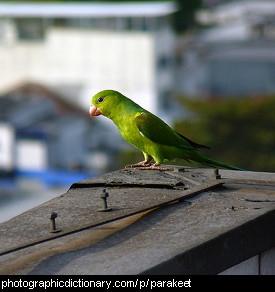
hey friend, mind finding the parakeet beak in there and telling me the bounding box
[89,105,102,119]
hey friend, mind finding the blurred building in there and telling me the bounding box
[0,1,178,179]
[0,1,177,116]
[177,0,275,97]
[0,83,122,182]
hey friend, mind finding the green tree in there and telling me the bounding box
[172,0,202,33]
[174,96,275,172]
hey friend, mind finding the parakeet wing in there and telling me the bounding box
[134,112,208,150]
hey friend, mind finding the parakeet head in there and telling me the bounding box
[90,90,124,120]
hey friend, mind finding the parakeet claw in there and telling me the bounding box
[126,163,171,171]
[125,161,152,168]
[138,165,171,171]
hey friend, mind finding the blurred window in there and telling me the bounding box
[15,18,45,41]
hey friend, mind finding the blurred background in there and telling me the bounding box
[0,0,274,222]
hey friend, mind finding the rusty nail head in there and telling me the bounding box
[100,189,109,199]
[49,212,57,220]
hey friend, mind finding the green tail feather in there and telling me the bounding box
[191,152,245,171]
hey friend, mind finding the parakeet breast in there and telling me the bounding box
[116,113,147,150]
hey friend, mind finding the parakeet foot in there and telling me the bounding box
[136,164,171,171]
[125,161,152,168]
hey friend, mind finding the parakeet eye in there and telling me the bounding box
[97,97,104,103]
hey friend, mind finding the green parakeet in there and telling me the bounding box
[90,90,243,171]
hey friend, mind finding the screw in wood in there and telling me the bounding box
[214,168,221,179]
[97,189,112,212]
[49,212,61,233]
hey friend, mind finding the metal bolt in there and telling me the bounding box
[49,212,61,233]
[97,189,112,212]
[214,168,221,179]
